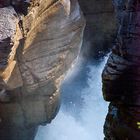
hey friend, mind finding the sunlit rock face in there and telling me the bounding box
[78,0,117,58]
[102,0,140,139]
[0,0,85,140]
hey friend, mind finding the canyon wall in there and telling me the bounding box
[102,0,140,139]
[78,0,117,58]
[1,0,139,140]
[0,0,85,140]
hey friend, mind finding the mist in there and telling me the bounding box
[35,56,109,140]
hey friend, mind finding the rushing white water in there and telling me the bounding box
[35,56,108,140]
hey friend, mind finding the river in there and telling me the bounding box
[35,56,109,140]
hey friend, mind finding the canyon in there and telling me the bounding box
[0,0,139,140]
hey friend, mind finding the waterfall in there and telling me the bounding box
[35,56,109,140]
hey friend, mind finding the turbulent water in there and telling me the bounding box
[35,56,109,140]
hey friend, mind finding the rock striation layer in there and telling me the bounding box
[0,0,85,140]
[102,0,140,139]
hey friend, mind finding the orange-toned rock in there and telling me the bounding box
[0,0,85,139]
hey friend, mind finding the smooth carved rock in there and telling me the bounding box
[0,0,85,140]
[102,0,140,139]
[78,0,117,58]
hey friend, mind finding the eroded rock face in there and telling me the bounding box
[78,0,117,58]
[0,0,85,140]
[102,0,140,139]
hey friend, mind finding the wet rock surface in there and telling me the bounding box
[102,0,140,139]
[0,0,85,140]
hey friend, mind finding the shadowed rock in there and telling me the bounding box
[102,0,140,139]
[78,0,117,58]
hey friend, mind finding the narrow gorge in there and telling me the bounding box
[0,0,139,140]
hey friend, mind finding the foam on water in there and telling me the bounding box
[35,56,108,140]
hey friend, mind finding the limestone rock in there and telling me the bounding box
[102,0,140,139]
[0,0,85,140]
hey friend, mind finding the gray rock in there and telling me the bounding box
[102,0,140,139]
[78,0,117,58]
